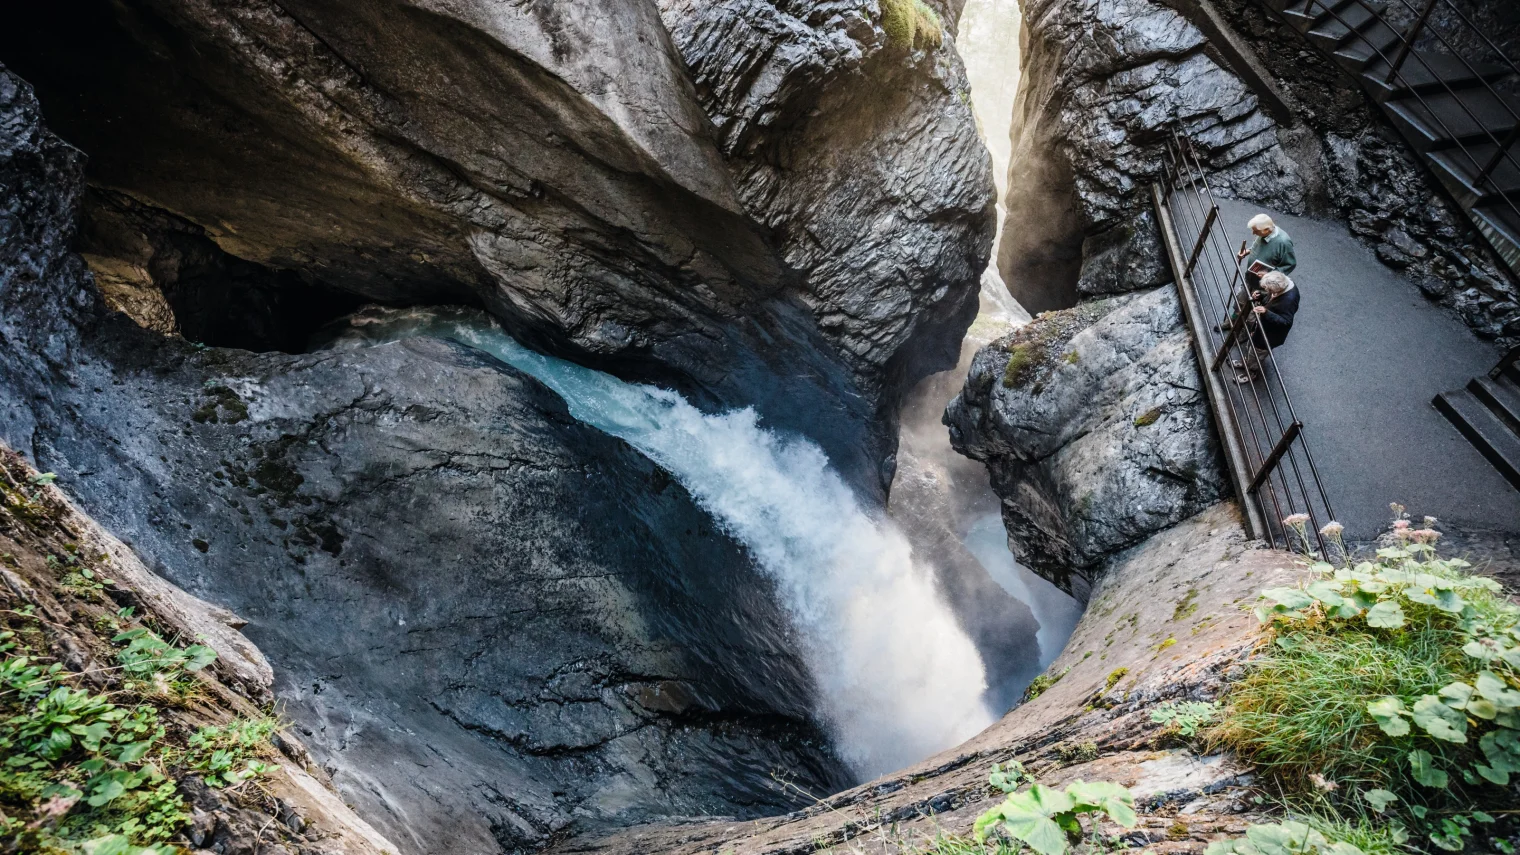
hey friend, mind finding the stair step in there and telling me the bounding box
[1333,21,1407,70]
[1471,375,1520,435]
[1428,144,1520,205]
[1384,88,1520,150]
[1309,3,1378,47]
[1434,389,1520,491]
[1470,202,1520,272]
[1362,51,1515,101]
[1283,0,1347,28]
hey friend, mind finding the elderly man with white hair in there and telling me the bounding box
[1236,213,1297,287]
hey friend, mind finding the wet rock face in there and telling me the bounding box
[946,289,1227,599]
[1,64,848,854]
[996,0,1305,313]
[1,0,992,486]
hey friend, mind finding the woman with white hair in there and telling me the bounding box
[1234,270,1300,384]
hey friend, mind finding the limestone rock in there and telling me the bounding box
[945,288,1227,598]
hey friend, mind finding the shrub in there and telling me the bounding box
[1216,534,1520,816]
[880,0,943,50]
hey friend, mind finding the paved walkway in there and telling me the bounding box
[1210,198,1520,540]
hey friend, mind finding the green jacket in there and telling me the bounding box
[1247,227,1297,275]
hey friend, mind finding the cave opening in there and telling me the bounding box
[0,0,478,354]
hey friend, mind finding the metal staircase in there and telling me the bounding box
[1259,0,1520,275]
[1435,347,1520,490]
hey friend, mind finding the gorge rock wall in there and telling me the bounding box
[4,60,859,855]
[996,0,1306,314]
[2,0,994,490]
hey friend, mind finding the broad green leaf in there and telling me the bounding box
[1475,671,1520,709]
[1263,587,1314,611]
[1363,789,1398,813]
[1325,844,1366,855]
[87,777,127,808]
[1469,698,1499,720]
[1476,764,1510,786]
[995,785,1075,855]
[1438,681,1475,709]
[1306,580,1345,607]
[1410,750,1449,789]
[1367,697,1410,736]
[1065,780,1137,828]
[1412,695,1468,742]
[1366,601,1405,629]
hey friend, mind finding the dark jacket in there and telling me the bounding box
[1252,285,1300,349]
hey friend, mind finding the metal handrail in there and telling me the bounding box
[1160,129,1338,553]
[1297,0,1520,242]
[1494,345,1520,380]
[1309,0,1520,194]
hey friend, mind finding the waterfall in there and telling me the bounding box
[319,307,995,778]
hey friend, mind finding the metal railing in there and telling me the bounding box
[1298,0,1520,259]
[1494,344,1520,380]
[1158,130,1338,554]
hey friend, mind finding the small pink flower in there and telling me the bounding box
[1392,519,1411,531]
[1309,773,1339,792]
[1319,521,1344,538]
[1423,516,1439,527]
[1283,513,1310,526]
[1410,529,1442,544]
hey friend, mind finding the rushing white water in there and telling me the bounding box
[322,308,995,778]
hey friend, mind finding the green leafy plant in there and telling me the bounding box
[1149,701,1220,737]
[1022,666,1070,703]
[113,629,217,680]
[1,622,280,853]
[182,716,278,788]
[1204,820,1368,855]
[974,766,1138,855]
[1218,523,1520,853]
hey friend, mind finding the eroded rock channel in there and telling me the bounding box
[4,0,1519,853]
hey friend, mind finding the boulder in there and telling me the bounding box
[945,288,1227,599]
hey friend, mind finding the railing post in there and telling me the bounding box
[1248,422,1304,494]
[1386,0,1440,85]
[1186,206,1219,277]
[1476,125,1520,188]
